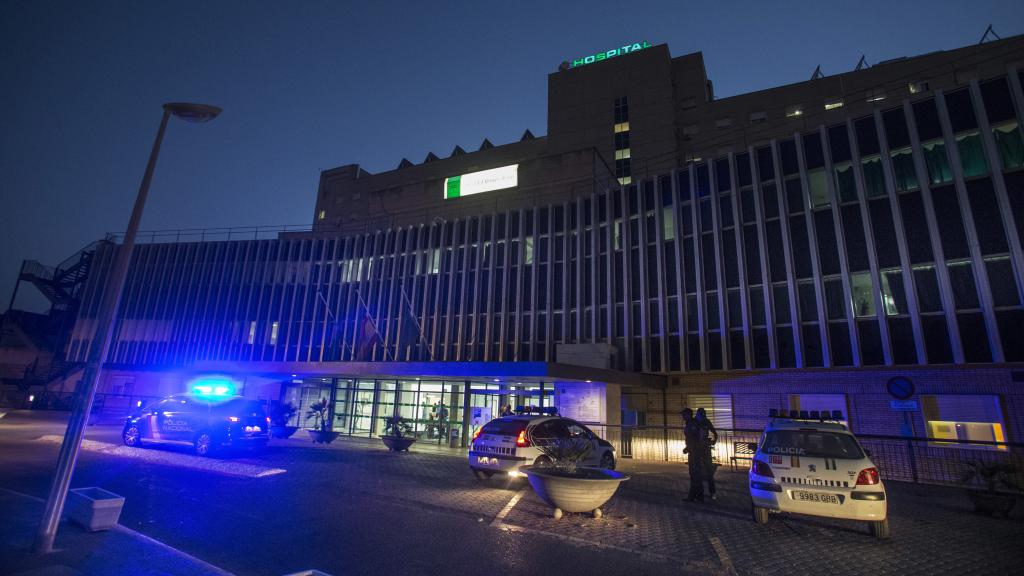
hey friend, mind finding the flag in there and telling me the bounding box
[398,284,432,361]
[352,289,383,361]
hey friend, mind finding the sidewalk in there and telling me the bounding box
[0,488,235,576]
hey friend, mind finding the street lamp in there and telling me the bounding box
[33,102,221,553]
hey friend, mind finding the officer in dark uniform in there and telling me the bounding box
[695,407,720,500]
[682,408,705,502]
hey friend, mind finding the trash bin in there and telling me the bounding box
[449,426,460,448]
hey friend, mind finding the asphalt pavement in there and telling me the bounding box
[1,409,1021,576]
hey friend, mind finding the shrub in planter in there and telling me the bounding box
[381,416,416,451]
[268,401,299,439]
[306,398,339,444]
[520,435,629,519]
[960,461,1021,517]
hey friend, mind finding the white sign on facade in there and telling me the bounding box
[556,383,603,423]
[444,164,518,199]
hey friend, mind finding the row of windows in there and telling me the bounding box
[614,96,632,185]
[70,75,1024,373]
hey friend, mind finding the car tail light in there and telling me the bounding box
[516,428,530,447]
[856,467,880,485]
[750,459,774,478]
[228,416,239,422]
[472,427,484,442]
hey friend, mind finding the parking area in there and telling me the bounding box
[1,411,1022,576]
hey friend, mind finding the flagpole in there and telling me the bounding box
[355,288,390,361]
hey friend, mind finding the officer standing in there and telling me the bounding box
[682,408,705,502]
[695,407,720,501]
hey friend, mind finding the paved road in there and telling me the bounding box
[1,410,1021,576]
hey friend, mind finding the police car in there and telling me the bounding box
[749,409,889,538]
[122,390,270,456]
[468,407,616,479]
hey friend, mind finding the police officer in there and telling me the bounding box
[682,408,705,502]
[695,407,719,501]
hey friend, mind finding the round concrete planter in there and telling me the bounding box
[381,435,416,452]
[308,429,340,444]
[520,465,629,519]
[270,425,299,439]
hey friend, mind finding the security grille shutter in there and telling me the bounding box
[687,395,734,429]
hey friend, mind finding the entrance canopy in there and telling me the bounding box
[189,361,666,389]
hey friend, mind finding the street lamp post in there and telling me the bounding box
[33,102,221,553]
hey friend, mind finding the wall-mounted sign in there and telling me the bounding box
[444,164,518,199]
[889,399,919,412]
[886,376,915,400]
[563,41,652,70]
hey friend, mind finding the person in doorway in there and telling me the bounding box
[695,407,720,501]
[682,408,705,502]
[499,404,512,417]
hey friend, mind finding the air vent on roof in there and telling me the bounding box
[450,145,466,157]
[397,158,414,169]
[520,129,535,141]
[479,138,494,150]
[423,152,439,163]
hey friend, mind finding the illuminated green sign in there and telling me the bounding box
[569,41,652,69]
[444,164,518,199]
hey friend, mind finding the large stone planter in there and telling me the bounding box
[308,430,340,444]
[66,487,125,531]
[520,465,629,519]
[381,435,416,452]
[270,425,299,439]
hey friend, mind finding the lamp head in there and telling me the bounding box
[163,102,222,123]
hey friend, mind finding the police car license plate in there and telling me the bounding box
[794,491,840,504]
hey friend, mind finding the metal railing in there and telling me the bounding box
[592,424,1023,487]
[105,224,314,244]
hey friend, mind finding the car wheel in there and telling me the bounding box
[122,425,141,447]
[473,469,494,480]
[869,519,890,539]
[535,455,553,467]
[752,505,769,525]
[194,432,214,456]
[599,452,615,470]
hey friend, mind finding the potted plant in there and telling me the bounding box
[268,401,299,439]
[381,416,416,452]
[961,460,1021,517]
[306,398,339,444]
[519,435,630,519]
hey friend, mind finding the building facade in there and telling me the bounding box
[16,36,1024,450]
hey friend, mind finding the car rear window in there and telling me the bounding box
[762,430,864,459]
[480,418,527,436]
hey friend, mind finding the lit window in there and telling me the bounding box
[807,168,829,207]
[318,210,326,220]
[866,90,886,103]
[850,272,876,317]
[617,176,632,185]
[749,111,767,124]
[524,236,534,264]
[993,120,1024,170]
[923,395,1007,450]
[909,81,929,94]
[615,148,631,160]
[688,395,734,429]
[662,206,675,239]
[785,106,803,118]
[824,100,844,111]
[247,321,257,344]
[269,321,279,345]
[889,147,919,192]
[431,248,440,274]
[614,122,630,133]
[921,140,953,184]
[956,130,989,178]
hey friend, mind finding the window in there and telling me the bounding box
[785,105,803,118]
[850,272,876,317]
[318,210,326,220]
[687,395,734,429]
[909,81,929,94]
[890,147,918,191]
[247,321,257,345]
[881,269,908,315]
[824,100,844,111]
[269,321,279,345]
[921,140,953,184]
[715,118,732,129]
[834,163,858,202]
[749,111,767,124]
[615,148,631,160]
[808,168,829,207]
[992,121,1024,171]
[789,394,849,425]
[922,395,1007,450]
[614,122,630,133]
[956,131,988,178]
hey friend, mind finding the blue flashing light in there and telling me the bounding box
[190,378,235,399]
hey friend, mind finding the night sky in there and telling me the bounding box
[2,0,1022,312]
